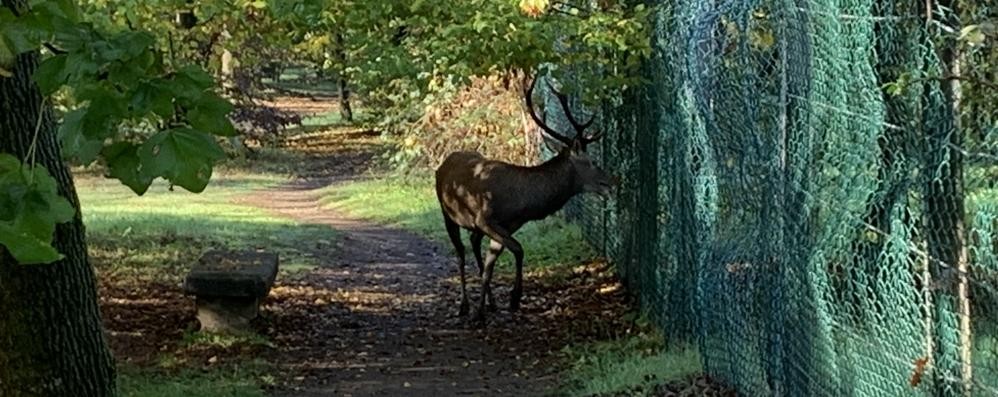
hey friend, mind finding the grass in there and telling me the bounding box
[78,171,338,281]
[180,330,275,350]
[266,80,339,98]
[118,366,267,397]
[559,325,702,397]
[317,175,597,272]
[300,108,374,128]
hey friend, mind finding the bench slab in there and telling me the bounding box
[183,250,279,298]
[183,249,279,332]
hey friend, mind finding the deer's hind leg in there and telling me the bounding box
[478,222,525,313]
[473,239,505,323]
[470,231,496,311]
[470,231,485,276]
[444,216,469,316]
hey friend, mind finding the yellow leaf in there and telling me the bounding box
[959,25,986,45]
[749,28,775,50]
[519,0,548,18]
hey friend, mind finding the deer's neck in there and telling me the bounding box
[518,153,581,219]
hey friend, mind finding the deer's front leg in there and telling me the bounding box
[508,241,525,312]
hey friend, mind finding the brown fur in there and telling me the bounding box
[434,73,617,325]
[435,137,615,325]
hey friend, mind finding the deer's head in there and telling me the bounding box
[525,73,619,198]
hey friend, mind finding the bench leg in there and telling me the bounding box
[195,296,260,332]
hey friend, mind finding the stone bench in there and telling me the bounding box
[182,249,279,332]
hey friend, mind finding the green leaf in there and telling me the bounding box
[78,87,126,139]
[131,82,175,118]
[0,154,75,265]
[58,108,103,164]
[0,224,64,264]
[63,50,99,80]
[177,65,214,88]
[103,142,153,195]
[138,129,225,193]
[189,94,236,136]
[116,32,154,59]
[0,34,14,71]
[34,0,82,24]
[33,54,68,95]
[959,24,986,45]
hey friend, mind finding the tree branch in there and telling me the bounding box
[43,43,67,55]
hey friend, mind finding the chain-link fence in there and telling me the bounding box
[539,0,998,395]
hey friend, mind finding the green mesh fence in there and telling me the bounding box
[537,0,998,395]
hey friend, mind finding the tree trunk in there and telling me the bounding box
[0,4,117,395]
[335,32,353,122]
[339,76,353,122]
[926,1,973,395]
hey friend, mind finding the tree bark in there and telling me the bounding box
[926,1,973,395]
[0,3,117,395]
[335,32,353,122]
[338,76,353,122]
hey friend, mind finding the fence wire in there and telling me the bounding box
[538,0,998,395]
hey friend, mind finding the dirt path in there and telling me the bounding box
[225,119,574,396]
[241,175,556,396]
[239,180,551,397]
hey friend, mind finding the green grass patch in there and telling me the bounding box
[265,77,340,98]
[180,330,275,350]
[317,175,596,272]
[118,366,267,397]
[559,326,702,397]
[218,147,310,176]
[78,172,337,281]
[300,108,373,128]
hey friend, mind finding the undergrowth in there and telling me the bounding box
[558,319,702,397]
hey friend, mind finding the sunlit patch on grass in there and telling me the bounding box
[318,175,597,273]
[77,174,338,283]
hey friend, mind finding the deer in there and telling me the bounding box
[434,72,618,324]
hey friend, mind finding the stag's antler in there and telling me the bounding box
[524,73,574,146]
[544,80,594,133]
[524,71,603,149]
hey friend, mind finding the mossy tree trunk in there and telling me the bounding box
[0,2,117,395]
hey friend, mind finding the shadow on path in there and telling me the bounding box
[237,176,557,397]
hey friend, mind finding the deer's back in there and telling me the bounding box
[434,151,524,228]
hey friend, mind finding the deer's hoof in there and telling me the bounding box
[510,292,522,312]
[471,312,486,327]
